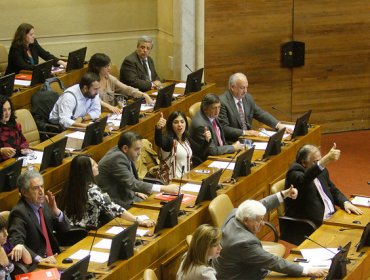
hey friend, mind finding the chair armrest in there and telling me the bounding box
[143,176,165,185]
[57,226,88,246]
[279,216,317,231]
[264,221,279,242]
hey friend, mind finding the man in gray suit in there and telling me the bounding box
[120,36,161,92]
[97,131,178,209]
[189,93,244,162]
[218,73,292,142]
[213,188,327,280]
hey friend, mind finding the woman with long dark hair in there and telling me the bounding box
[59,155,154,229]
[6,23,66,75]
[155,111,211,181]
[88,53,154,114]
[0,95,29,162]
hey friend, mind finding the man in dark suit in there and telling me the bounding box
[189,93,244,162]
[97,131,178,209]
[120,36,161,92]
[218,73,292,142]
[284,144,362,231]
[8,170,70,264]
[213,189,327,279]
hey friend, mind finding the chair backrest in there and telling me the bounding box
[15,109,40,147]
[0,211,10,221]
[270,179,286,216]
[134,139,160,180]
[189,102,201,119]
[208,194,234,227]
[0,44,8,76]
[143,269,158,280]
[110,64,119,79]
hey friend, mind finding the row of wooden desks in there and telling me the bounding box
[36,125,322,280]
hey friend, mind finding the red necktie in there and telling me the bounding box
[212,119,223,146]
[38,207,53,257]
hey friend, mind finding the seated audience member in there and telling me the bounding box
[0,215,32,280]
[120,36,161,91]
[284,144,362,230]
[155,111,211,181]
[189,93,244,162]
[177,224,222,280]
[0,95,31,162]
[97,131,179,209]
[213,189,327,279]
[88,53,154,114]
[59,155,155,229]
[218,73,292,142]
[49,72,101,129]
[5,23,66,75]
[8,170,70,264]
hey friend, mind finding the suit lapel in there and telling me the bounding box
[227,91,243,128]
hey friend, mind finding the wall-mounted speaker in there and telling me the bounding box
[281,41,305,68]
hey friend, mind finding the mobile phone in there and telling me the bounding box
[194,169,210,174]
[293,258,309,263]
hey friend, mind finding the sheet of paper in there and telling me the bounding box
[93,239,112,250]
[106,226,124,235]
[208,161,235,170]
[258,130,290,139]
[284,124,295,131]
[136,229,149,237]
[137,215,150,221]
[253,142,268,150]
[108,114,121,121]
[141,104,154,111]
[299,260,332,269]
[180,183,201,193]
[300,248,338,262]
[68,249,109,263]
[351,196,370,207]
[175,82,186,88]
[66,131,85,140]
[14,79,31,86]
[150,92,181,98]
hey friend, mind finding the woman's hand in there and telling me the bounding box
[0,147,16,158]
[156,112,166,129]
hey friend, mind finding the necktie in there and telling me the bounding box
[38,207,53,257]
[130,161,138,179]
[212,119,223,146]
[237,101,248,130]
[142,59,152,81]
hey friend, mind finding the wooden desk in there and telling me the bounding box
[266,224,370,280]
[324,206,370,229]
[11,67,87,110]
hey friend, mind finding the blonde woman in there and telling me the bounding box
[177,224,222,280]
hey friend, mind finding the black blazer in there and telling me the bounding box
[8,197,70,260]
[284,162,348,227]
[120,51,160,92]
[218,91,279,142]
[189,110,235,162]
[5,39,58,75]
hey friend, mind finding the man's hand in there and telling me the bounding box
[283,185,298,200]
[203,127,211,142]
[39,254,58,264]
[243,130,259,137]
[307,267,328,277]
[135,192,148,200]
[320,143,340,167]
[45,191,61,217]
[160,184,179,194]
[277,123,293,134]
[344,201,363,215]
[232,141,244,151]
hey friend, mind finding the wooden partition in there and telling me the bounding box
[205,0,370,133]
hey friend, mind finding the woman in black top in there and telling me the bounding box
[5,23,66,75]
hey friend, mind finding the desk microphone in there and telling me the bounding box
[271,106,292,121]
[178,165,185,195]
[304,235,337,255]
[220,150,241,184]
[185,64,193,73]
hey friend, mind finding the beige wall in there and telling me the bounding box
[0,0,174,79]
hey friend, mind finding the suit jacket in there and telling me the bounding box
[8,197,70,260]
[189,110,235,162]
[218,91,279,142]
[5,39,58,75]
[285,162,348,227]
[120,51,160,92]
[97,146,153,209]
[213,194,303,280]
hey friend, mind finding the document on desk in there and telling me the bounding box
[69,249,109,263]
[175,82,186,88]
[65,131,85,151]
[181,183,201,193]
[94,239,112,249]
[14,79,31,87]
[141,104,154,111]
[300,247,338,267]
[258,130,290,139]
[208,161,235,170]
[351,196,370,207]
[106,224,149,237]
[253,142,268,150]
